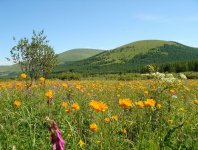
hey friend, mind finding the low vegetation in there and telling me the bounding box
[0,74,198,149]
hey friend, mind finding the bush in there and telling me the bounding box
[183,72,198,79]
[57,72,81,80]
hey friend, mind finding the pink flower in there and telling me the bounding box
[49,121,65,150]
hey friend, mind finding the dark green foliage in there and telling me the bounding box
[159,60,198,73]
[9,30,57,79]
[50,72,82,80]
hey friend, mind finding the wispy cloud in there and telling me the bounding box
[135,13,198,23]
[135,14,169,23]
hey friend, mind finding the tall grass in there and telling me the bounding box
[0,79,197,149]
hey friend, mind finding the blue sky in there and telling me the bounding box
[0,0,198,65]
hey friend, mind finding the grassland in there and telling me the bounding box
[57,48,105,64]
[0,77,198,149]
[55,40,198,73]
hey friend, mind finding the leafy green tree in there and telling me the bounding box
[10,30,57,81]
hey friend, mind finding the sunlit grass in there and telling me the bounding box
[0,79,198,149]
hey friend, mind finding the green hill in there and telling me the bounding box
[1,40,198,77]
[57,48,105,64]
[0,64,19,77]
[0,48,105,77]
[56,40,198,73]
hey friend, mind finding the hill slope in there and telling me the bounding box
[1,40,198,76]
[57,40,198,73]
[0,64,19,77]
[0,48,105,77]
[57,48,105,64]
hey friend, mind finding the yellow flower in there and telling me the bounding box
[89,100,108,112]
[112,115,118,121]
[76,85,81,90]
[34,85,38,89]
[67,134,71,138]
[0,83,5,88]
[90,123,98,132]
[194,99,198,105]
[45,90,53,99]
[157,103,162,109]
[39,77,45,82]
[78,139,85,148]
[135,101,144,108]
[96,140,101,144]
[185,87,190,92]
[104,117,110,123]
[14,101,21,107]
[62,83,68,89]
[16,83,22,89]
[178,107,185,111]
[72,102,80,110]
[66,109,71,113]
[121,128,127,134]
[119,98,132,109]
[62,102,68,108]
[21,73,27,79]
[168,119,173,124]
[117,94,120,97]
[144,91,149,95]
[144,99,156,107]
[169,89,176,94]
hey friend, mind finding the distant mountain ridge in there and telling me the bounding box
[1,40,198,77]
[0,48,105,76]
[55,40,198,73]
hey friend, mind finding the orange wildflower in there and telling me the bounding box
[104,117,110,123]
[62,102,68,108]
[121,128,127,134]
[144,99,156,107]
[119,98,132,109]
[45,90,53,99]
[39,77,45,82]
[14,101,21,107]
[169,89,176,95]
[21,73,27,79]
[62,83,68,89]
[16,83,22,89]
[72,102,80,110]
[194,99,198,105]
[135,101,144,108]
[90,123,98,132]
[89,100,108,112]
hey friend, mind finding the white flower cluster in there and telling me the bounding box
[179,73,187,80]
[142,72,187,83]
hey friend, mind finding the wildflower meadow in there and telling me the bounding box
[0,74,198,149]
